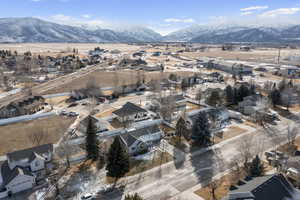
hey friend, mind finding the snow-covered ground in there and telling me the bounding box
[0,88,21,99]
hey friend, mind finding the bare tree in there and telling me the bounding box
[195,88,202,104]
[86,77,102,97]
[159,95,176,122]
[281,88,293,111]
[112,71,120,96]
[236,135,256,172]
[287,123,298,145]
[55,137,73,169]
[28,125,49,146]
[208,180,219,200]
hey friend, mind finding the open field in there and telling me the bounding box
[43,70,194,94]
[181,48,300,64]
[0,115,75,155]
[0,43,140,54]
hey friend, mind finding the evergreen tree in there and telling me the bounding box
[207,90,222,107]
[191,112,211,145]
[236,84,250,102]
[106,136,130,186]
[269,88,281,108]
[278,78,287,92]
[124,193,144,200]
[249,155,264,177]
[85,116,99,161]
[175,117,189,142]
[225,85,234,105]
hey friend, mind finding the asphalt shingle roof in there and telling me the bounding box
[113,102,147,117]
[7,144,53,162]
[120,125,161,147]
[224,174,297,200]
[1,161,33,186]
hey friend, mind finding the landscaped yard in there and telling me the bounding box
[213,126,247,144]
[46,96,69,107]
[186,102,202,112]
[127,151,173,176]
[106,150,174,183]
[95,108,117,118]
[0,116,75,155]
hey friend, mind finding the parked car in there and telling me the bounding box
[68,102,78,108]
[60,110,68,116]
[68,112,79,117]
[81,193,95,200]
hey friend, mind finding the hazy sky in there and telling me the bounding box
[1,0,300,35]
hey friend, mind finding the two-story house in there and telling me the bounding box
[119,124,163,155]
[113,102,149,123]
[0,144,53,197]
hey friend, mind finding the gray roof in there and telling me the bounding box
[224,174,297,200]
[7,144,53,162]
[120,125,161,147]
[1,161,33,186]
[113,102,147,117]
[80,115,109,133]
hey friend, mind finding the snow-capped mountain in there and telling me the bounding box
[113,26,163,42]
[0,17,162,43]
[165,24,300,43]
[0,17,300,43]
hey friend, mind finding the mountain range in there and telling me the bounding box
[0,17,300,43]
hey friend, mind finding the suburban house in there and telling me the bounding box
[187,107,230,135]
[206,60,253,75]
[238,95,269,116]
[277,65,300,78]
[78,115,109,133]
[113,102,149,123]
[282,155,300,187]
[222,174,300,200]
[0,96,45,119]
[0,144,53,197]
[119,124,163,155]
[160,94,187,112]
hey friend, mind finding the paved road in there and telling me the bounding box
[0,63,108,107]
[0,111,57,126]
[99,117,299,200]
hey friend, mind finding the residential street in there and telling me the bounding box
[95,115,300,200]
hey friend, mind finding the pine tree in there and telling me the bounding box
[225,85,234,105]
[191,112,211,145]
[236,84,250,102]
[207,90,222,107]
[269,88,281,108]
[106,136,130,186]
[249,155,264,177]
[175,117,189,142]
[85,116,99,161]
[124,193,144,200]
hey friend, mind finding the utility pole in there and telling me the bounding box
[277,47,281,64]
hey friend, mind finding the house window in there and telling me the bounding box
[35,161,39,167]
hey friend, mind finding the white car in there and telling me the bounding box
[81,193,94,200]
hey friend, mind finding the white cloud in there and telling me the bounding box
[47,14,105,29]
[81,14,91,19]
[260,8,300,17]
[241,11,253,16]
[240,6,268,11]
[51,14,73,22]
[164,18,195,23]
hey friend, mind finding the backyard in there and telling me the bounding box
[0,115,75,155]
